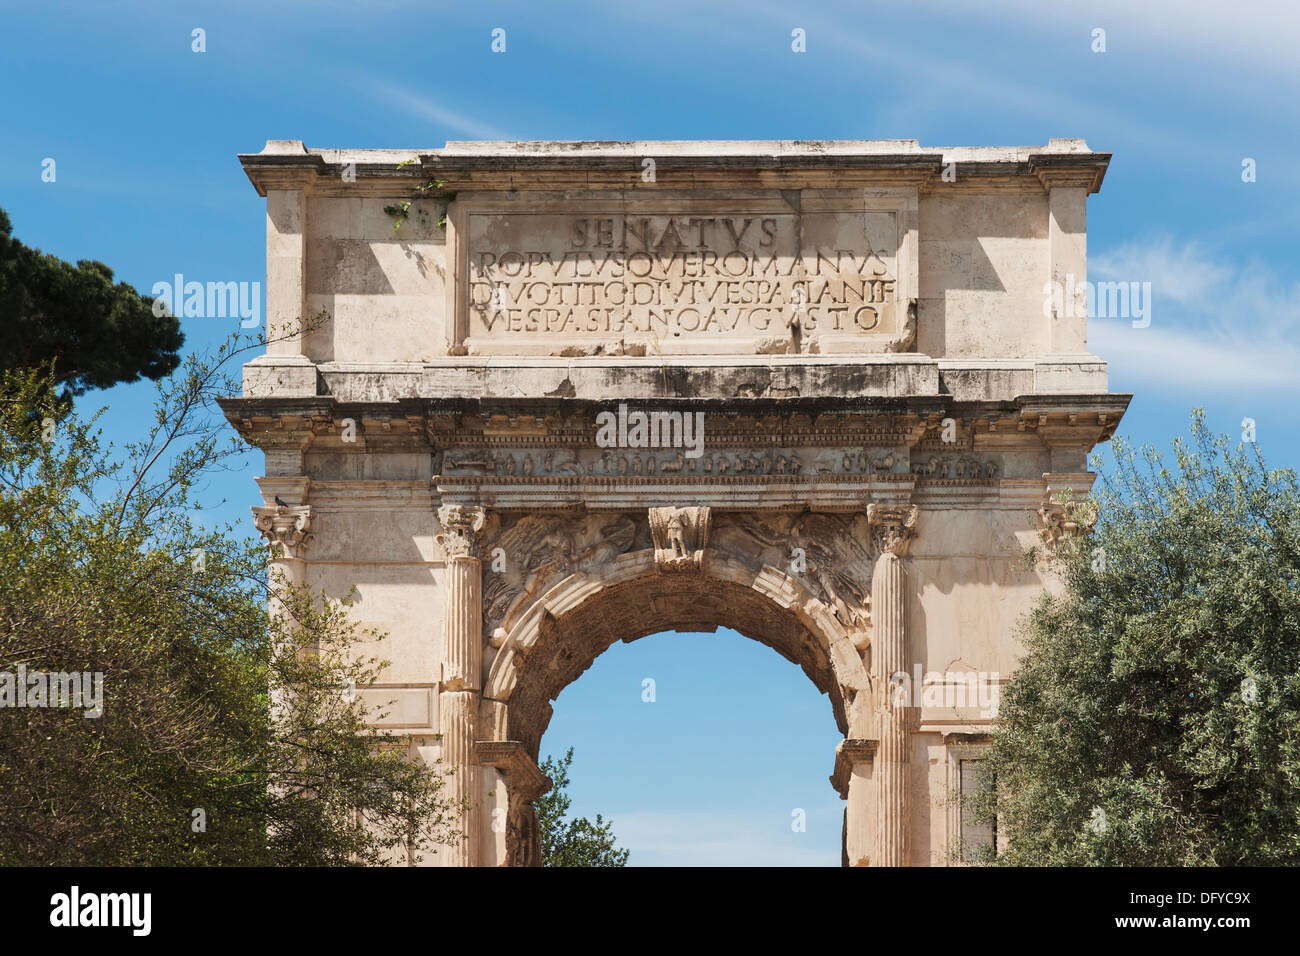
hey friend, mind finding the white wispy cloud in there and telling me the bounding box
[726,0,1143,140]
[1092,319,1299,391]
[925,0,1300,85]
[1092,238,1232,309]
[357,76,511,141]
[1090,237,1300,391]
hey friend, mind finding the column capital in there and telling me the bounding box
[436,504,489,559]
[1038,500,1098,549]
[253,504,313,559]
[1038,476,1097,549]
[867,503,919,557]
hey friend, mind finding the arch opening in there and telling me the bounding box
[486,550,872,763]
[538,625,847,865]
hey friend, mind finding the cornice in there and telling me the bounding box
[217,392,1132,449]
[238,140,1110,197]
[1029,152,1111,194]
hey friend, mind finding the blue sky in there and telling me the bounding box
[3,0,1296,865]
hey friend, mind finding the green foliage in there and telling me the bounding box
[971,411,1300,865]
[0,341,459,865]
[383,179,451,234]
[535,748,629,867]
[0,207,183,399]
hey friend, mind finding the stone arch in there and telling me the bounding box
[228,136,1130,867]
[482,548,874,762]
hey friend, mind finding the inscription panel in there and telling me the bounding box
[452,192,917,356]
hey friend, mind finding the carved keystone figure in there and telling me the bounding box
[649,506,712,572]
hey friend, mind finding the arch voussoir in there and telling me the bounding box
[489,545,872,745]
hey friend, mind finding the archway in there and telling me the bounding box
[537,623,847,865]
[225,136,1130,866]
[492,552,866,754]
[472,528,882,867]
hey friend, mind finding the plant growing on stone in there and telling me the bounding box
[384,164,452,234]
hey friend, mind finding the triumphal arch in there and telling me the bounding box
[221,139,1128,866]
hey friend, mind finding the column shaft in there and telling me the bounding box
[437,688,480,867]
[434,505,488,867]
[873,550,908,867]
[442,555,482,690]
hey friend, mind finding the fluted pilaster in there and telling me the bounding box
[867,503,918,868]
[255,503,312,724]
[873,550,908,867]
[435,505,488,866]
[437,689,480,867]
[441,555,482,690]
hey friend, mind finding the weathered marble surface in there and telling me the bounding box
[222,139,1127,866]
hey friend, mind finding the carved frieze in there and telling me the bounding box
[439,445,913,478]
[911,454,1000,481]
[482,512,639,640]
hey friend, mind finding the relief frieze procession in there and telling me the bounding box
[440,440,999,482]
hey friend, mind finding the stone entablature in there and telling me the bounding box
[222,139,1129,868]
[221,396,1123,508]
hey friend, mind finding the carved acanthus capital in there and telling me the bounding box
[252,504,313,559]
[866,504,919,556]
[649,506,712,572]
[1038,498,1098,549]
[436,505,489,560]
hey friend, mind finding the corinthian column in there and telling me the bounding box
[253,503,313,589]
[435,504,488,867]
[867,503,918,867]
[253,502,313,719]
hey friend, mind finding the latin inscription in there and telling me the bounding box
[466,212,900,341]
